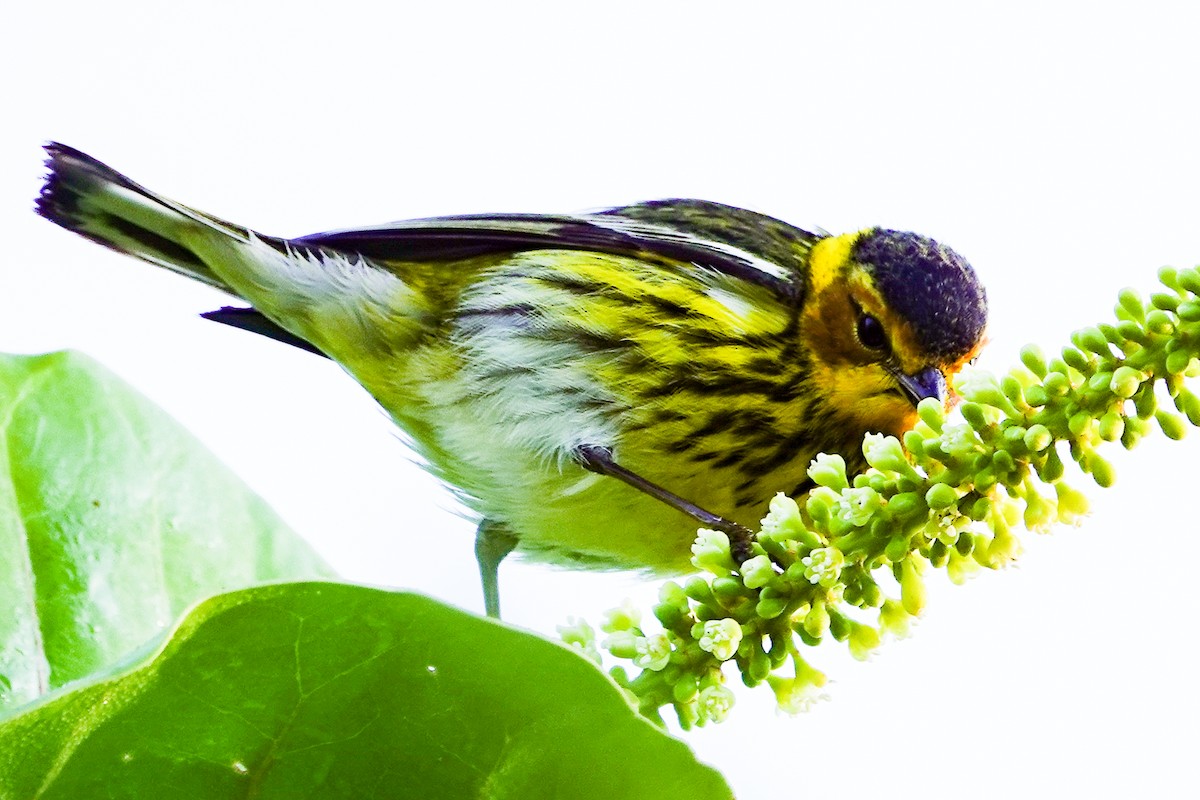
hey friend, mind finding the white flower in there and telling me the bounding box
[697,618,743,661]
[632,633,672,671]
[800,546,845,588]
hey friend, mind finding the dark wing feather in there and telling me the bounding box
[598,199,823,277]
[201,306,328,358]
[293,203,816,298]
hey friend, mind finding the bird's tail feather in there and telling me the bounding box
[36,143,270,296]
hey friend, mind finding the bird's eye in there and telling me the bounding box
[857,314,887,351]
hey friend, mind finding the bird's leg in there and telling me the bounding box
[475,519,518,618]
[574,444,757,563]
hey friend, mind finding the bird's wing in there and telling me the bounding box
[293,201,816,296]
[598,198,824,280]
[207,200,819,354]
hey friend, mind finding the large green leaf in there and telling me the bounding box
[0,583,732,798]
[0,351,332,710]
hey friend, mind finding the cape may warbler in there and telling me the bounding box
[36,144,988,616]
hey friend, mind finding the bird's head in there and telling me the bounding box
[800,227,987,437]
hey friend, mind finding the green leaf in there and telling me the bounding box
[0,351,332,710]
[0,583,732,799]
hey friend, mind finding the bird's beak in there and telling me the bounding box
[890,365,947,407]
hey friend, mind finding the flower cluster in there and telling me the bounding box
[567,265,1200,728]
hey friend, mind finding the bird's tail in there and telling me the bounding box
[35,143,274,297]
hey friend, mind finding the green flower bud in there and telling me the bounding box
[653,601,683,629]
[803,600,830,639]
[1044,372,1072,397]
[961,402,989,429]
[755,589,790,619]
[900,555,926,616]
[1158,266,1180,290]
[1062,346,1090,372]
[884,533,910,563]
[1001,375,1026,406]
[1087,453,1116,487]
[1067,412,1093,438]
[957,372,1019,416]
[1175,388,1200,426]
[1177,268,1200,296]
[1024,423,1054,452]
[738,554,776,590]
[1166,349,1193,375]
[1117,287,1146,321]
[672,673,700,704]
[1048,357,1072,375]
[955,531,976,556]
[1087,371,1114,393]
[974,465,998,492]
[1124,348,1153,371]
[858,577,883,607]
[1177,300,1200,322]
[1115,319,1149,343]
[1156,409,1187,440]
[1098,322,1124,344]
[1073,327,1112,356]
[1110,366,1145,398]
[1146,309,1175,334]
[712,576,748,605]
[1133,383,1157,419]
[925,482,959,510]
[603,630,640,659]
[1020,345,1048,377]
[1038,446,1066,481]
[917,397,946,431]
[903,430,926,459]
[684,576,716,605]
[1098,410,1125,441]
[1151,291,1181,311]
[827,608,851,642]
[960,496,985,521]
[676,700,700,730]
[658,580,688,608]
[1024,384,1049,407]
[890,492,923,520]
[927,538,949,567]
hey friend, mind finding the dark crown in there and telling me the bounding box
[853,229,987,360]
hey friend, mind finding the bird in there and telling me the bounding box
[35,143,988,617]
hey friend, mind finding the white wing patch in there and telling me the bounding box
[587,214,793,282]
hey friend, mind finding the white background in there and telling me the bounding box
[4,2,1199,797]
